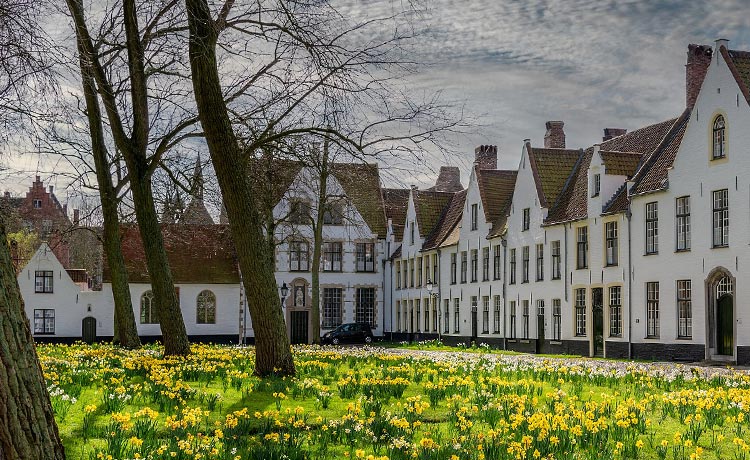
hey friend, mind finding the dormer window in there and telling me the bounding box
[522,208,530,231]
[712,115,726,159]
[289,198,311,224]
[470,204,478,231]
[592,174,600,197]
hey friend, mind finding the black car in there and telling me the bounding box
[321,323,374,345]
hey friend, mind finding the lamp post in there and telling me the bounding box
[426,280,440,342]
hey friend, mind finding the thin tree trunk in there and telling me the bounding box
[310,162,328,345]
[77,40,140,349]
[186,0,295,376]
[0,219,66,460]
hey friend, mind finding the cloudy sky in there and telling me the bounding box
[4,0,750,197]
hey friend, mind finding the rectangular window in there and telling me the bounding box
[493,245,502,280]
[417,256,423,287]
[405,301,410,332]
[646,202,659,254]
[424,298,430,332]
[471,204,479,231]
[646,282,660,338]
[34,270,54,293]
[444,299,450,333]
[355,242,375,272]
[431,254,438,285]
[33,309,55,334]
[493,295,502,333]
[522,246,529,283]
[677,280,692,338]
[460,251,468,283]
[323,201,344,225]
[396,301,401,331]
[482,247,490,281]
[450,253,457,284]
[470,249,478,282]
[322,288,343,328]
[289,198,311,224]
[410,221,415,245]
[536,299,545,339]
[33,199,42,209]
[509,301,516,339]
[592,173,601,197]
[551,241,561,280]
[432,298,438,332]
[322,242,343,272]
[509,248,517,284]
[415,299,421,332]
[712,189,729,247]
[402,261,408,288]
[536,243,544,281]
[409,259,414,287]
[482,296,490,333]
[575,288,586,336]
[553,299,561,340]
[289,241,310,272]
[609,286,622,337]
[522,300,529,339]
[577,227,588,269]
[676,196,691,251]
[453,298,460,333]
[395,261,401,289]
[522,208,530,231]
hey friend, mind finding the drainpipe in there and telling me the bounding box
[626,207,633,360]
[564,225,568,302]
[437,248,442,342]
[502,238,508,350]
[387,240,392,343]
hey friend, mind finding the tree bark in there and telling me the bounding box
[77,37,141,349]
[309,156,329,345]
[0,219,66,459]
[186,0,295,376]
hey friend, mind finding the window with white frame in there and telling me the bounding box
[522,300,529,339]
[33,309,55,334]
[33,199,42,209]
[493,245,502,280]
[405,301,410,332]
[509,248,517,284]
[34,270,54,293]
[417,256,423,287]
[444,299,450,333]
[395,261,401,289]
[322,242,343,272]
[470,249,478,282]
[288,198,311,224]
[196,290,216,324]
[712,115,726,160]
[522,208,530,231]
[402,260,408,288]
[409,258,414,287]
[536,299,545,339]
[509,301,516,339]
[677,280,692,339]
[460,251,467,283]
[609,286,621,337]
[355,242,375,272]
[396,301,401,332]
[536,243,544,281]
[552,299,561,340]
[522,246,529,283]
[140,290,157,324]
[493,295,502,333]
[482,296,490,334]
[645,202,658,254]
[431,254,438,284]
[575,288,586,336]
[450,253,457,284]
[646,282,659,338]
[482,247,490,281]
[453,298,460,333]
[712,189,729,247]
[605,221,618,266]
[471,203,479,231]
[423,297,430,332]
[592,173,601,197]
[576,227,588,269]
[410,221,415,245]
[415,298,421,332]
[289,241,309,271]
[356,288,376,328]
[323,288,343,328]
[551,241,561,280]
[432,298,438,332]
[676,196,691,251]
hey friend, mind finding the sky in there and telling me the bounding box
[4,0,750,199]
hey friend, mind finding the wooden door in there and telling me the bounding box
[290,311,309,345]
[82,316,97,344]
[717,295,733,355]
[592,288,604,357]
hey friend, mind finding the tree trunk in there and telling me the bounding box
[77,41,141,349]
[0,219,66,460]
[310,162,329,345]
[186,0,295,376]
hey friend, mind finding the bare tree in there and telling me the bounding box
[0,0,67,457]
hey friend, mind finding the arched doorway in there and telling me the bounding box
[82,316,97,344]
[706,268,735,359]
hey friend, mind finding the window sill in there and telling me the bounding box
[609,335,622,339]
[605,264,618,268]
[712,245,729,249]
[576,267,588,270]
[34,291,54,294]
[645,336,660,340]
[644,252,658,256]
[34,332,55,335]
[676,336,693,340]
[675,249,691,253]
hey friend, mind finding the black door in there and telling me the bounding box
[290,311,309,344]
[717,295,733,355]
[536,314,545,353]
[82,316,97,344]
[592,288,604,357]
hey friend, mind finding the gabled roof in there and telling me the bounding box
[476,169,517,223]
[724,47,750,104]
[602,183,628,215]
[544,149,590,225]
[423,189,466,250]
[103,225,239,284]
[599,151,643,177]
[382,188,410,242]
[412,190,455,240]
[598,117,678,154]
[249,157,304,210]
[630,109,690,195]
[331,163,387,237]
[526,145,582,208]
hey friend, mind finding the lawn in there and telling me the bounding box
[39,343,750,460]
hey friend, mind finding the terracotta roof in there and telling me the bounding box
[598,117,677,154]
[382,188,410,242]
[544,149,590,225]
[440,223,461,247]
[181,198,215,225]
[630,109,690,195]
[249,157,304,212]
[390,244,402,260]
[331,163,387,237]
[476,169,518,223]
[413,190,455,240]
[526,145,582,208]
[103,224,239,284]
[423,189,466,250]
[602,184,628,215]
[725,47,750,104]
[599,151,643,177]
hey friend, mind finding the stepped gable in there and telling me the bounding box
[103,224,239,284]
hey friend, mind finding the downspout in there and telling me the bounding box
[437,248,442,342]
[564,225,569,303]
[502,238,508,350]
[387,240,392,343]
[626,206,633,360]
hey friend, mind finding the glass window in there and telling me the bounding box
[396,301,401,332]
[677,280,692,338]
[676,196,691,251]
[395,261,401,289]
[453,298,460,333]
[522,300,529,339]
[536,243,544,281]
[482,247,490,281]
[288,198,311,224]
[609,286,621,337]
[646,282,660,338]
[289,241,309,271]
[509,248,517,284]
[355,288,376,328]
[196,290,216,324]
[34,270,54,293]
[551,241,561,280]
[471,204,478,231]
[140,290,157,324]
[432,297,438,332]
[509,301,516,339]
[417,256,423,287]
[575,288,586,336]
[424,298,430,332]
[470,249,478,282]
[322,242,343,272]
[33,199,42,209]
[444,299,450,333]
[460,251,467,284]
[450,253,457,284]
[553,299,561,341]
[415,299,421,332]
[576,227,588,269]
[712,189,729,247]
[536,299,545,339]
[522,246,529,283]
[323,201,344,225]
[592,173,600,197]
[712,115,726,159]
[605,221,618,266]
[33,309,55,334]
[646,202,658,254]
[323,288,342,328]
[493,245,502,280]
[355,242,375,272]
[493,295,502,333]
[482,296,490,334]
[522,208,530,231]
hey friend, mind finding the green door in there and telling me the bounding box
[82,316,97,344]
[717,295,733,355]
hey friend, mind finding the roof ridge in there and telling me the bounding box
[721,46,750,105]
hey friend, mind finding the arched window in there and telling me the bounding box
[140,290,157,324]
[713,115,726,159]
[717,276,733,298]
[196,290,216,324]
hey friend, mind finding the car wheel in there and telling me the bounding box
[364,336,372,344]
[332,338,340,345]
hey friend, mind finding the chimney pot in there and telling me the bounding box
[474,144,498,170]
[544,121,566,148]
[602,128,627,141]
[686,44,713,109]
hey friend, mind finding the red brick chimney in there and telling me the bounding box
[603,128,627,142]
[686,44,712,109]
[474,145,498,170]
[432,166,462,192]
[544,121,565,148]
